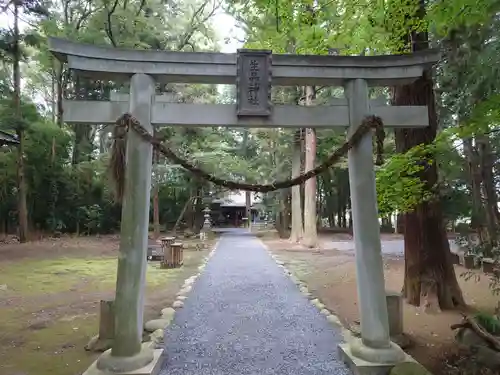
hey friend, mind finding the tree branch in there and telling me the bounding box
[104,0,120,47]
[177,0,222,51]
[135,0,146,17]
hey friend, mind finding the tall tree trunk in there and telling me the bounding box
[51,63,56,123]
[13,1,29,243]
[48,137,57,233]
[393,5,464,310]
[302,86,318,247]
[276,189,291,238]
[193,188,204,233]
[185,187,195,230]
[152,150,160,240]
[289,129,304,242]
[172,196,194,234]
[396,213,404,234]
[152,185,160,239]
[55,60,64,126]
[337,185,343,228]
[245,191,251,229]
[477,135,498,249]
[463,137,487,242]
[323,171,336,228]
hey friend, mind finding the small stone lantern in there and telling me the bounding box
[203,206,211,230]
[200,206,212,243]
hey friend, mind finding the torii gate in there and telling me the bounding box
[49,37,438,375]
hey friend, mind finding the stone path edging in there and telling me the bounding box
[260,241,354,343]
[143,238,221,350]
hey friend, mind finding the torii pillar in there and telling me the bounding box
[337,78,408,371]
[95,73,160,374]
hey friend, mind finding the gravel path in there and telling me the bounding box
[160,229,350,375]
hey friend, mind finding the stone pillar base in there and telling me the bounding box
[85,346,163,375]
[338,338,413,375]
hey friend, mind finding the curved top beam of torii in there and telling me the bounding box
[48,37,439,86]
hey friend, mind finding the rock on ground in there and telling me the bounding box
[161,307,175,319]
[145,319,172,332]
[390,362,432,375]
[456,328,500,370]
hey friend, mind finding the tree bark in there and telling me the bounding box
[275,190,291,238]
[392,0,465,312]
[463,137,487,242]
[172,196,194,234]
[337,187,344,228]
[302,86,318,248]
[477,135,498,248]
[152,150,160,239]
[393,71,465,312]
[55,60,64,127]
[13,1,29,243]
[289,129,304,242]
[245,191,251,229]
[322,171,336,228]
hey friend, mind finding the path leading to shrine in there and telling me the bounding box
[160,229,350,375]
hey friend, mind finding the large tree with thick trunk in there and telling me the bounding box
[392,0,465,311]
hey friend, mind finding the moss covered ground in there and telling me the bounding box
[0,235,213,375]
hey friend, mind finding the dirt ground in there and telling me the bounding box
[259,231,497,375]
[0,234,215,375]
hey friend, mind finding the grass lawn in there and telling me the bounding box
[0,234,214,375]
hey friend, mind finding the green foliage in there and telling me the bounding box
[474,312,500,335]
[375,148,431,217]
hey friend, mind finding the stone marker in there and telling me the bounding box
[85,300,115,352]
[386,291,403,337]
[386,291,412,349]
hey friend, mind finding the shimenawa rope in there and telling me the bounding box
[109,114,385,202]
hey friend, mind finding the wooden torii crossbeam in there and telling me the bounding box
[49,37,438,375]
